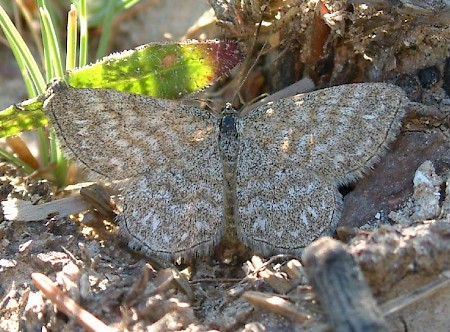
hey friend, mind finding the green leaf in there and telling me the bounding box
[0,40,242,138]
[66,40,243,99]
[0,97,48,137]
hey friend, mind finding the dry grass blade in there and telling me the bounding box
[380,271,450,316]
[243,291,310,322]
[148,267,194,301]
[170,267,194,301]
[31,273,116,332]
[6,135,40,169]
[5,135,40,170]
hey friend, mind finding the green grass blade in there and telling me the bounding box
[49,129,69,187]
[86,0,141,27]
[36,127,49,167]
[0,148,34,174]
[4,42,36,97]
[90,0,142,56]
[78,0,88,67]
[39,6,64,79]
[0,5,46,95]
[95,0,116,59]
[122,0,142,9]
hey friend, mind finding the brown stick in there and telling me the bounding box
[31,273,115,332]
[302,237,388,332]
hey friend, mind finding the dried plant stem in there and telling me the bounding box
[31,273,115,332]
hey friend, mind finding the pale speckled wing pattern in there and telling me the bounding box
[45,82,219,180]
[45,81,223,260]
[236,83,407,255]
[44,81,408,260]
[121,160,223,259]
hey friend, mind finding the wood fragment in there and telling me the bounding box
[302,237,389,332]
[31,273,115,332]
[242,291,310,322]
[284,259,304,280]
[2,195,90,221]
[250,256,292,294]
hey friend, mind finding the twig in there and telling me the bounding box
[31,273,115,332]
[190,277,242,284]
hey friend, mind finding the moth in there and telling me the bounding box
[44,80,408,260]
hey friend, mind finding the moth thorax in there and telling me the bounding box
[219,111,239,164]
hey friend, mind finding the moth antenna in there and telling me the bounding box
[181,97,221,116]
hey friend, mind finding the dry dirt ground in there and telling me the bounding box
[1,1,450,331]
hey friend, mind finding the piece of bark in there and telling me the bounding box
[302,237,388,332]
